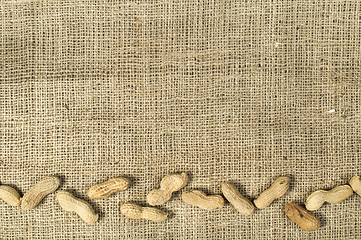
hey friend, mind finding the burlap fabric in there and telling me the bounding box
[1,1,361,239]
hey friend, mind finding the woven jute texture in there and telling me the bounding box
[1,0,361,239]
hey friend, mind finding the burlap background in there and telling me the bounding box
[1,0,361,239]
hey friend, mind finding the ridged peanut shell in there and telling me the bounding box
[285,202,320,231]
[305,185,353,211]
[146,172,188,206]
[0,185,21,206]
[181,190,224,210]
[56,190,98,224]
[221,182,254,215]
[254,176,290,209]
[88,177,130,199]
[349,176,361,196]
[21,176,60,210]
[120,202,168,222]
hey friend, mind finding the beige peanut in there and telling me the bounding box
[221,182,254,215]
[120,202,168,222]
[147,172,188,206]
[285,202,321,231]
[88,177,130,199]
[349,176,361,196]
[21,176,60,210]
[0,185,21,206]
[254,176,290,209]
[181,190,224,210]
[305,185,353,211]
[56,190,98,224]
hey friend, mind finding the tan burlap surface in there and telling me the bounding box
[1,0,361,239]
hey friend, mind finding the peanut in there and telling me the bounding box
[21,176,60,210]
[120,202,168,222]
[221,182,254,215]
[305,185,353,211]
[0,185,21,206]
[88,177,130,199]
[56,190,98,224]
[254,176,290,209]
[285,202,321,231]
[181,190,224,210]
[146,172,188,206]
[349,176,361,196]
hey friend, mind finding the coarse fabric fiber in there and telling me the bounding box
[1,0,361,239]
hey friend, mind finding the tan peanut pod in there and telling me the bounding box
[56,190,98,224]
[0,185,21,206]
[21,176,60,210]
[285,202,321,231]
[305,185,353,211]
[349,176,361,196]
[181,190,224,210]
[254,176,290,209]
[88,177,130,199]
[146,172,188,206]
[221,182,254,215]
[120,202,168,222]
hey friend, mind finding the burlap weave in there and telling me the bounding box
[1,0,361,239]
